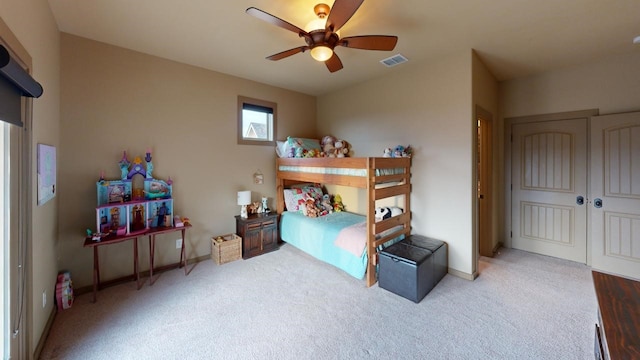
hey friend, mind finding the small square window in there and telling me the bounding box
[238,96,277,146]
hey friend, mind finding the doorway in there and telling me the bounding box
[476,106,494,257]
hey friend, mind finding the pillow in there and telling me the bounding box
[300,185,323,201]
[283,186,324,213]
[283,188,307,213]
[275,137,321,158]
[275,141,288,158]
[288,137,321,154]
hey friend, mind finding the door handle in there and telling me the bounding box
[594,198,603,208]
[576,196,584,205]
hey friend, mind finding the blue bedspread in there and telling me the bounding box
[280,211,368,279]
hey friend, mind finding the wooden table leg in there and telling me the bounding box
[92,246,99,303]
[149,234,156,285]
[180,228,187,275]
[134,237,140,290]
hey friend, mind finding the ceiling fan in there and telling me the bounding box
[246,0,398,73]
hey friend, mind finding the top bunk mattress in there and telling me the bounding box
[278,165,403,177]
[277,157,410,177]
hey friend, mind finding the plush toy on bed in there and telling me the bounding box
[321,135,338,158]
[332,194,345,212]
[375,206,403,222]
[320,194,333,215]
[335,139,351,158]
[304,197,321,217]
[383,145,412,158]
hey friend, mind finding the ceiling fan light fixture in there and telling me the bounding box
[634,35,640,44]
[246,0,398,72]
[310,46,333,62]
[305,17,327,33]
[305,3,330,32]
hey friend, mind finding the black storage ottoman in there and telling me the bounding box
[378,235,447,303]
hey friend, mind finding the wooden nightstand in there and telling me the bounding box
[235,212,279,259]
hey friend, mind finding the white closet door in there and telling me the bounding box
[591,112,640,280]
[512,119,588,263]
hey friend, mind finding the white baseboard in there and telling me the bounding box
[448,267,478,280]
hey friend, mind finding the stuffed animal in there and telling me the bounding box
[403,145,413,157]
[385,145,413,158]
[304,197,320,217]
[320,194,333,215]
[375,207,403,222]
[321,135,338,158]
[335,139,351,157]
[248,202,261,214]
[332,194,345,212]
[393,145,405,158]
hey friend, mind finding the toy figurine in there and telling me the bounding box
[333,194,345,212]
[118,151,130,180]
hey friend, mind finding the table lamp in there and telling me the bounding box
[237,190,251,218]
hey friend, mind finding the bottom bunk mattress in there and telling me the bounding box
[280,211,369,280]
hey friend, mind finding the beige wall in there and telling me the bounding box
[0,0,61,357]
[317,51,477,277]
[500,51,640,118]
[58,34,316,288]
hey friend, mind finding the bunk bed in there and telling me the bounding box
[276,157,411,287]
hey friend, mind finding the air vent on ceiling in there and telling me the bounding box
[380,54,408,67]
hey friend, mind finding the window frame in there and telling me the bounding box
[237,96,277,146]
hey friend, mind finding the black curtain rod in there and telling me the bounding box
[0,44,43,98]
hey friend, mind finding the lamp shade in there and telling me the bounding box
[310,46,333,62]
[237,191,252,206]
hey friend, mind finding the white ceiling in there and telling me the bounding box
[47,0,640,96]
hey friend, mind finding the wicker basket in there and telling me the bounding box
[211,234,241,265]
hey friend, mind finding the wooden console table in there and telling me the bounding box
[148,224,191,285]
[592,270,640,359]
[84,232,143,303]
[84,225,191,302]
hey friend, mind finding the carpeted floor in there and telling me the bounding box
[39,245,597,359]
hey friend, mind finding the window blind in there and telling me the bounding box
[0,44,43,127]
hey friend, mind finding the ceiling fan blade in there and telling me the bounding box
[266,46,309,61]
[339,35,398,51]
[325,53,344,73]
[325,0,364,32]
[246,7,309,37]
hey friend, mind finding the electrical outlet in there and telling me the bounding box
[176,238,182,249]
[42,291,46,308]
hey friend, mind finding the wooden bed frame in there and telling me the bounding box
[276,157,411,287]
